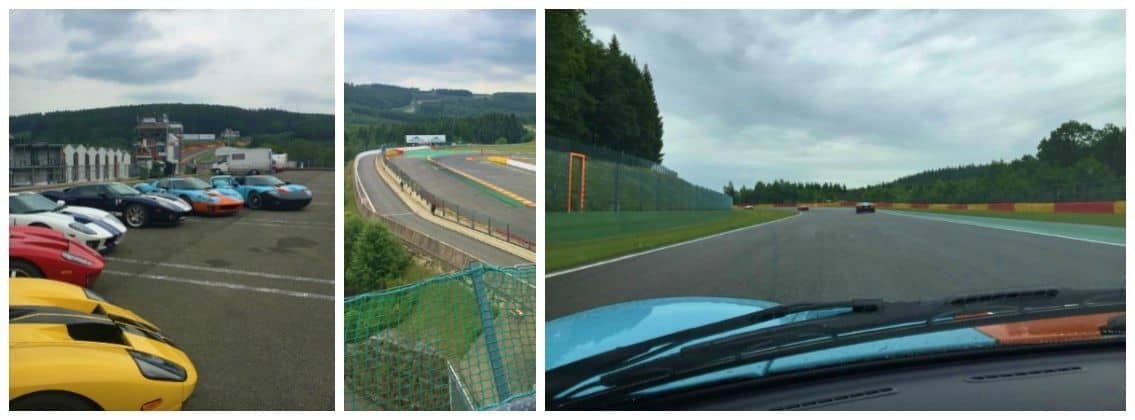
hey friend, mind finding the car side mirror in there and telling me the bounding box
[56,200,66,206]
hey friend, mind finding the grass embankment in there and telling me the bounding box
[345,160,439,291]
[890,207,1124,227]
[547,209,793,272]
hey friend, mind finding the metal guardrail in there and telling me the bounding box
[382,152,536,251]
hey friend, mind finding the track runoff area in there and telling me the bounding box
[94,170,334,409]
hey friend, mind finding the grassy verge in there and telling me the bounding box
[889,207,1125,227]
[547,209,794,272]
[450,141,535,154]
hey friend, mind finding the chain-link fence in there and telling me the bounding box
[344,263,536,411]
[383,153,536,250]
[546,137,733,212]
[855,179,1126,204]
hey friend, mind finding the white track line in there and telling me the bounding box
[881,210,1125,247]
[547,212,799,278]
[105,257,336,284]
[103,270,334,301]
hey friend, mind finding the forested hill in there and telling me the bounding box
[345,83,535,124]
[546,10,665,163]
[725,120,1125,204]
[9,104,334,149]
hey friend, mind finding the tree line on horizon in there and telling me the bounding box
[344,113,534,159]
[546,10,665,164]
[725,120,1126,204]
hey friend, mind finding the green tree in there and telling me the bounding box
[345,220,411,293]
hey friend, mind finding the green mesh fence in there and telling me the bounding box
[546,137,732,212]
[344,263,536,411]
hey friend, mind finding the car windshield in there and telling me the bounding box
[213,177,235,187]
[170,178,212,190]
[107,183,140,196]
[10,193,63,214]
[246,176,286,186]
[541,9,1126,407]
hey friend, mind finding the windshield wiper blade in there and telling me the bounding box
[546,300,880,398]
[553,287,1124,409]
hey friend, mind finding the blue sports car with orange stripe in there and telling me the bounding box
[209,175,312,210]
[135,177,244,216]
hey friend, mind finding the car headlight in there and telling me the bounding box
[127,350,188,382]
[84,288,108,302]
[69,222,96,235]
[61,251,95,266]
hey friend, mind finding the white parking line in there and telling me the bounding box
[547,212,799,278]
[103,270,334,301]
[105,257,336,284]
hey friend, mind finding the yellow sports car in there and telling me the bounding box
[9,278,198,410]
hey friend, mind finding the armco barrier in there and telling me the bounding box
[1054,201,1115,214]
[988,203,1015,211]
[1014,202,1055,213]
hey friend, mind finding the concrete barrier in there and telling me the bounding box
[988,202,1015,211]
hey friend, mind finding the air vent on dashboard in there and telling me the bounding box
[770,387,896,410]
[965,366,1082,383]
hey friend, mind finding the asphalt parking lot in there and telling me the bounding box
[90,170,335,410]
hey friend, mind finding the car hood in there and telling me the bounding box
[58,206,127,234]
[138,193,192,212]
[547,297,1000,398]
[10,226,73,252]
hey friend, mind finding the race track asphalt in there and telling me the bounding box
[94,170,335,410]
[433,154,536,202]
[356,154,528,267]
[546,207,1126,320]
[388,155,536,245]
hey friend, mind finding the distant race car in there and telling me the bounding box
[9,278,198,410]
[135,177,244,216]
[797,204,810,211]
[9,226,105,287]
[210,175,312,210]
[9,192,127,252]
[856,202,876,213]
[42,182,192,228]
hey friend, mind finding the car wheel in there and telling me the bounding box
[10,391,101,411]
[249,193,263,209]
[124,204,149,228]
[9,259,44,278]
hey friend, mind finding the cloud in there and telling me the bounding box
[10,10,334,114]
[345,10,536,93]
[583,10,1125,188]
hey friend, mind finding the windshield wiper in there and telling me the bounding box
[546,300,881,398]
[550,288,1124,409]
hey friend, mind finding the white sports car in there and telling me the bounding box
[9,192,127,252]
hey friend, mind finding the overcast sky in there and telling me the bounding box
[584,10,1125,189]
[9,10,333,116]
[346,10,536,93]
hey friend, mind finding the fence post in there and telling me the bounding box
[469,262,511,401]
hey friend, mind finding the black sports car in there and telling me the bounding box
[42,182,193,228]
[856,202,876,213]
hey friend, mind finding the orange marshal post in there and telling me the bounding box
[567,152,587,212]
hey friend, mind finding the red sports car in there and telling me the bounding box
[9,226,105,287]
